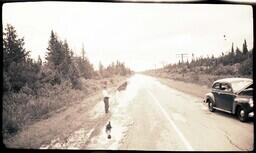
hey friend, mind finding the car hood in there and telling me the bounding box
[235,82,253,95]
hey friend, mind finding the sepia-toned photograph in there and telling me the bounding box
[2,0,254,151]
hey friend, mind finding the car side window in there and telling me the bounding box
[220,83,232,92]
[212,83,220,90]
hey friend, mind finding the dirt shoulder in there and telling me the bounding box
[144,69,251,99]
[153,75,210,100]
[4,75,129,149]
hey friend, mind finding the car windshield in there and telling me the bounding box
[231,80,252,93]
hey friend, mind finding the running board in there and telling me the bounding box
[213,107,232,114]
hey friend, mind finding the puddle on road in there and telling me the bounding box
[85,78,137,149]
[40,76,139,150]
[86,119,133,150]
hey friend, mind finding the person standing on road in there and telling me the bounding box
[103,85,110,113]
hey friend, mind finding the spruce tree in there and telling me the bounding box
[242,39,248,55]
[235,47,242,63]
[37,55,42,66]
[45,31,65,68]
[3,24,29,69]
[61,40,72,79]
[231,42,234,54]
[230,45,235,64]
[3,24,31,91]
[45,31,73,84]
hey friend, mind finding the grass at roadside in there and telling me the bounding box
[2,75,128,140]
[157,77,210,99]
[144,70,248,99]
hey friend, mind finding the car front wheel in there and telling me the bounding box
[237,107,248,122]
[208,99,215,112]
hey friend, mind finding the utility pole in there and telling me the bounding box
[176,53,188,63]
[176,53,189,78]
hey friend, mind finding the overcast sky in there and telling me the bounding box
[2,2,253,71]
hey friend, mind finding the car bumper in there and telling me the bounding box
[249,112,254,117]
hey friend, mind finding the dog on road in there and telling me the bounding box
[106,121,112,139]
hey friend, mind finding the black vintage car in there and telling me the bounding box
[205,78,253,122]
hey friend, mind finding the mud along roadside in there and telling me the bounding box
[4,76,130,149]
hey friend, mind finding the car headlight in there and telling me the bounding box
[249,98,253,107]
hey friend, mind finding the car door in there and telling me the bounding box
[217,83,235,112]
[212,82,222,107]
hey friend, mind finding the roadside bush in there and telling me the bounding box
[239,59,252,76]
[2,109,20,136]
[2,92,31,137]
[213,65,235,75]
[71,79,82,90]
[2,79,87,138]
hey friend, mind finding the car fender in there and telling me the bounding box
[233,103,246,114]
[205,93,215,104]
[233,98,251,114]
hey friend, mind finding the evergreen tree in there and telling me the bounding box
[235,47,243,63]
[73,45,95,79]
[111,62,116,74]
[68,61,81,89]
[242,39,248,55]
[3,24,34,92]
[60,40,72,79]
[45,31,75,84]
[230,45,235,64]
[37,55,42,66]
[3,24,29,70]
[81,47,94,79]
[231,42,234,54]
[120,62,127,75]
[45,31,65,68]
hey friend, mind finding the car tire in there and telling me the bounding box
[237,107,248,122]
[208,99,215,112]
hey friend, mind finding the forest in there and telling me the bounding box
[2,24,132,137]
[165,40,252,76]
[146,39,252,88]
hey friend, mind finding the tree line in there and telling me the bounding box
[3,24,132,94]
[164,39,252,77]
[99,61,132,78]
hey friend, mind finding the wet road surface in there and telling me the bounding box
[40,74,254,151]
